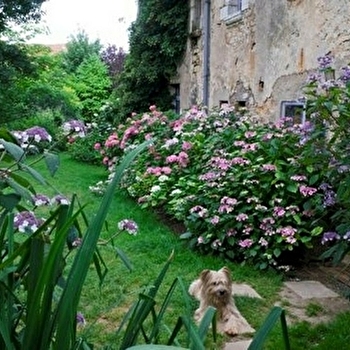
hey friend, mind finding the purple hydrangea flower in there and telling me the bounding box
[14,211,42,233]
[118,219,138,235]
[236,213,249,222]
[24,126,52,143]
[32,194,51,206]
[343,232,350,241]
[210,215,220,225]
[317,54,333,69]
[340,66,350,83]
[76,312,86,326]
[261,164,277,171]
[62,120,87,137]
[190,205,208,218]
[321,231,340,244]
[290,175,307,182]
[51,195,70,205]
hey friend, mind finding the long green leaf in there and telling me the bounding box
[0,139,25,162]
[119,251,174,349]
[198,306,216,342]
[248,306,290,350]
[20,163,48,185]
[22,204,84,349]
[120,294,157,349]
[44,151,60,177]
[6,177,34,203]
[0,194,21,212]
[148,277,179,342]
[116,246,133,272]
[54,140,151,350]
[180,317,205,350]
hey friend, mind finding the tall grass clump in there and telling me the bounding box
[0,125,151,349]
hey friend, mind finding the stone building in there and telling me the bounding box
[174,0,350,121]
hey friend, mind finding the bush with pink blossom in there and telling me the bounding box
[94,104,331,269]
[93,57,350,269]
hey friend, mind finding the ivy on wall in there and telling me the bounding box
[117,0,189,116]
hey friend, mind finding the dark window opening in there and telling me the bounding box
[171,84,180,114]
[280,100,306,124]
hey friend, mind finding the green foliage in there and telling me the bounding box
[0,40,37,123]
[303,55,350,263]
[248,306,290,350]
[70,53,112,122]
[0,126,151,348]
[5,109,62,143]
[94,105,328,269]
[0,42,81,125]
[61,30,102,74]
[67,119,113,164]
[117,0,189,115]
[117,252,216,349]
[0,0,47,33]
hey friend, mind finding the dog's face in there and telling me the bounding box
[200,266,232,302]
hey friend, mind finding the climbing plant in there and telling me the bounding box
[117,0,189,117]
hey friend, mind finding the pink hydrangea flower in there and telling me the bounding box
[239,239,253,248]
[299,185,317,197]
[236,213,249,222]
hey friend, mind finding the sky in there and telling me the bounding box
[28,0,138,49]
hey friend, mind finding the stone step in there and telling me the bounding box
[224,280,348,349]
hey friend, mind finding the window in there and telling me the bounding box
[171,84,181,114]
[190,0,202,33]
[220,0,249,23]
[280,100,306,124]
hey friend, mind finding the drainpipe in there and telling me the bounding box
[202,0,211,108]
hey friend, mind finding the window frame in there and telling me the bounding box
[220,0,249,24]
[280,100,306,125]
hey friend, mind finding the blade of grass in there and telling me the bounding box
[248,306,290,350]
[148,277,180,342]
[198,306,216,342]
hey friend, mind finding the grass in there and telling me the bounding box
[25,153,350,349]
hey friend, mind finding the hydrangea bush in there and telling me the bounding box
[95,104,330,268]
[93,57,350,269]
[303,54,350,263]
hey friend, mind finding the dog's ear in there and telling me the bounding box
[220,266,232,283]
[200,269,211,282]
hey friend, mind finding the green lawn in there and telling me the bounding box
[28,153,350,349]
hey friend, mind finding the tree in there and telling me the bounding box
[0,0,48,123]
[117,0,189,116]
[0,40,37,123]
[70,53,112,122]
[61,30,102,74]
[100,44,126,88]
[0,0,47,33]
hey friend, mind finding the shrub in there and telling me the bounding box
[303,55,350,263]
[94,105,329,269]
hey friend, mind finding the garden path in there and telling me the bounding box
[224,274,350,350]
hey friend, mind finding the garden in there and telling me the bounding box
[1,1,350,348]
[1,51,350,349]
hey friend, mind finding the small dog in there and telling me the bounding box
[188,266,253,336]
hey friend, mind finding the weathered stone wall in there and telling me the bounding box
[175,0,350,121]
